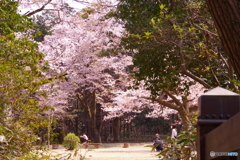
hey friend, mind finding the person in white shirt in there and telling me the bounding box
[80,133,88,143]
[171,124,177,139]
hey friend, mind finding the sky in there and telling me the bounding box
[18,0,91,15]
[18,0,117,15]
[63,0,92,10]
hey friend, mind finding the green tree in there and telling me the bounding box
[32,10,59,42]
[0,0,49,159]
[159,112,198,159]
[114,0,237,129]
[31,2,75,42]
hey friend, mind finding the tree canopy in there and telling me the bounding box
[0,0,49,159]
[2,0,240,157]
[113,0,238,128]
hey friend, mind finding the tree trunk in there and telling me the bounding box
[206,0,240,78]
[102,121,110,142]
[86,103,102,143]
[112,117,121,142]
[89,119,102,143]
[177,107,190,131]
[76,91,102,143]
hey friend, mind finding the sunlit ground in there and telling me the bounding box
[47,143,161,160]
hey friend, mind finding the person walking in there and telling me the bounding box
[171,124,177,139]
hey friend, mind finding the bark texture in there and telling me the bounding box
[76,91,102,143]
[112,117,121,142]
[206,0,240,78]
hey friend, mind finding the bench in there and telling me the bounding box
[83,143,101,148]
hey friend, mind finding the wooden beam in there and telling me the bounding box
[205,112,240,159]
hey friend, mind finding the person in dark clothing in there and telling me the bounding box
[153,133,163,151]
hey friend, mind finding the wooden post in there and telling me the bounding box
[47,111,53,150]
[197,87,240,160]
[123,143,130,148]
[205,112,240,160]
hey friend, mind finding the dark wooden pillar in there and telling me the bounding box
[197,87,240,160]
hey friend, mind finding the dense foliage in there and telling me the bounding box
[159,112,197,160]
[36,1,178,143]
[113,0,238,129]
[0,0,49,159]
[32,10,59,42]
[115,0,233,93]
[1,0,239,159]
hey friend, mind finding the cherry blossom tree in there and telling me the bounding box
[104,85,178,121]
[35,1,180,142]
[36,2,129,142]
[18,0,206,141]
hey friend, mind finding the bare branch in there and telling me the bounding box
[176,42,212,88]
[24,0,53,16]
[167,0,175,14]
[141,96,180,111]
[163,89,182,106]
[227,59,238,91]
[73,0,89,4]
[219,52,229,71]
[206,50,221,86]
[193,23,218,37]
[73,0,116,7]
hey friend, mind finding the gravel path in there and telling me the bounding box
[49,143,161,160]
[85,146,159,160]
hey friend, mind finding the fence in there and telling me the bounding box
[102,117,172,143]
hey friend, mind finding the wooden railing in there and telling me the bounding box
[204,112,240,160]
[197,87,240,160]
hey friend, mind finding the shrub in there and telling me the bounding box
[63,133,80,150]
[159,112,197,160]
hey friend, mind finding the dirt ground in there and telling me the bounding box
[48,143,161,160]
